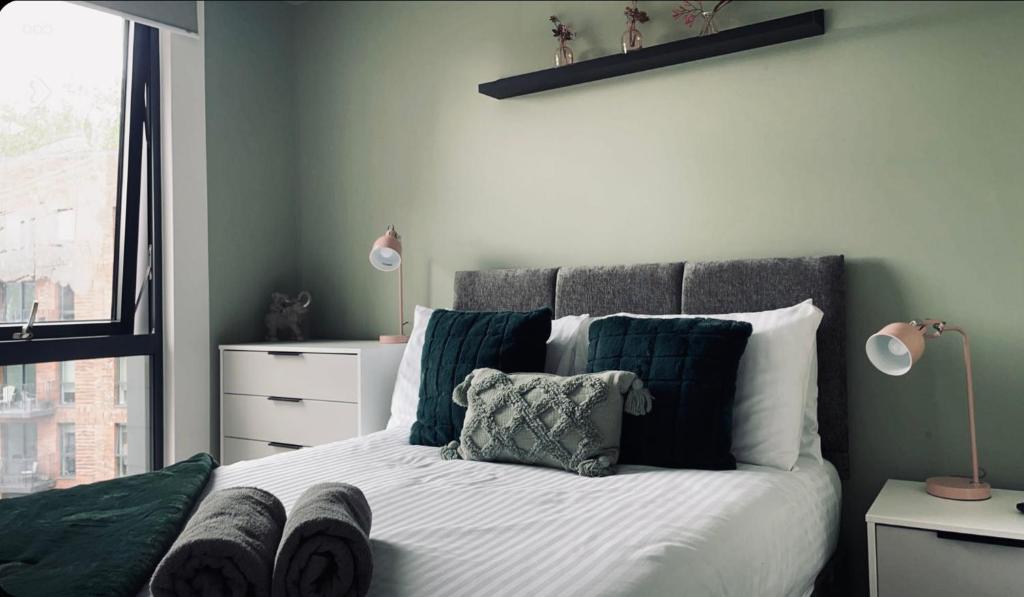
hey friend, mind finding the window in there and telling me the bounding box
[2,281,35,323]
[1,422,38,461]
[0,2,164,496]
[1,1,122,326]
[59,423,76,478]
[116,357,128,406]
[1,364,36,401]
[60,361,75,404]
[4,357,143,492]
[115,423,128,477]
[58,284,75,321]
[0,0,161,334]
[56,209,75,243]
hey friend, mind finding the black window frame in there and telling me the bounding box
[0,20,164,470]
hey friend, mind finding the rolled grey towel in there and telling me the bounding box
[152,487,286,597]
[272,483,373,597]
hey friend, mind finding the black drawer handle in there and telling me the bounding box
[268,351,303,356]
[937,531,1024,549]
[268,441,302,450]
[267,396,303,403]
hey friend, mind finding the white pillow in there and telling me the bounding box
[545,314,588,376]
[570,300,822,471]
[386,305,434,430]
[800,347,823,463]
[709,301,822,471]
[386,308,591,430]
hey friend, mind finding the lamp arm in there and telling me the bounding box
[943,325,982,486]
[399,262,406,337]
[913,318,946,338]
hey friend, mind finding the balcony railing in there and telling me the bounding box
[0,456,56,495]
[0,384,55,418]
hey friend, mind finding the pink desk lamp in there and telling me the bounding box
[866,319,990,500]
[369,225,409,344]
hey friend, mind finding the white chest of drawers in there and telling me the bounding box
[866,479,1024,597]
[219,341,404,465]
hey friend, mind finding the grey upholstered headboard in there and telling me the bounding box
[453,256,848,479]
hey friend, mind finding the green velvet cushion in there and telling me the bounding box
[440,368,652,477]
[587,316,752,470]
[0,453,216,597]
[410,308,551,446]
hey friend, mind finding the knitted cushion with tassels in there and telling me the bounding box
[440,368,652,477]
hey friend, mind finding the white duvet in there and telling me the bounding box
[158,428,840,597]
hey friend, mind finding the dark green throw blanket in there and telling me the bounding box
[0,453,216,597]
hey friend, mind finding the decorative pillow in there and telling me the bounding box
[572,300,822,471]
[410,308,552,446]
[388,308,590,430]
[587,316,752,470]
[387,305,435,430]
[440,368,653,477]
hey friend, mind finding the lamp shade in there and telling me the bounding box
[369,226,402,272]
[865,322,926,376]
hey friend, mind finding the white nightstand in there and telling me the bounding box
[219,341,404,465]
[866,479,1024,597]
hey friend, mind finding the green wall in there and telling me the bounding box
[209,1,1024,592]
[205,0,299,447]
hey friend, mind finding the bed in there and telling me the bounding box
[153,255,848,597]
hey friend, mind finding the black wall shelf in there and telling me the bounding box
[479,9,825,99]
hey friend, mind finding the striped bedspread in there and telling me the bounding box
[146,428,840,597]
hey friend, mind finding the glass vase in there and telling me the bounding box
[554,41,574,67]
[700,10,720,36]
[622,25,642,53]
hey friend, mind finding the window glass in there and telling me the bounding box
[0,1,126,324]
[115,423,127,477]
[1,364,36,407]
[0,421,41,493]
[115,357,128,406]
[2,281,35,322]
[60,361,75,404]
[0,357,148,497]
[58,423,75,477]
[1,422,38,460]
[58,283,75,320]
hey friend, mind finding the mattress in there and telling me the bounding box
[150,428,840,597]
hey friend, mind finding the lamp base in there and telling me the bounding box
[926,476,991,501]
[379,334,409,344]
